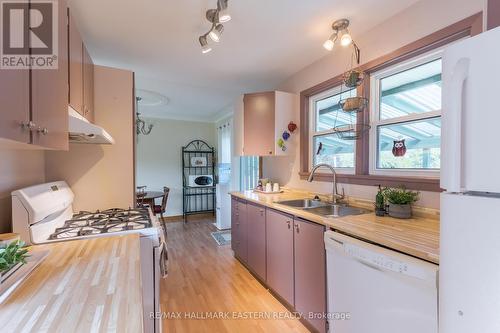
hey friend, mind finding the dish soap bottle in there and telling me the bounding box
[375,185,386,217]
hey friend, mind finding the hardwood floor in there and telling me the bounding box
[160,217,309,333]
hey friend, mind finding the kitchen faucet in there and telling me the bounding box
[307,164,345,204]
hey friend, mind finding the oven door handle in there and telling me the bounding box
[159,241,168,278]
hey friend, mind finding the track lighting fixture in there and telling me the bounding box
[198,0,230,53]
[323,19,361,63]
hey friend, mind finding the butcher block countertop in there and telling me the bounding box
[231,189,440,264]
[0,234,143,333]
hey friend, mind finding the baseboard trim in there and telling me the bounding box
[161,212,215,223]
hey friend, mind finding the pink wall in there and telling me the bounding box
[0,149,45,233]
[263,0,486,209]
[45,66,135,212]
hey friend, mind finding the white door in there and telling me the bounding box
[440,193,500,333]
[325,231,438,333]
[441,27,500,193]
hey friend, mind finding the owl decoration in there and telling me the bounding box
[392,139,407,157]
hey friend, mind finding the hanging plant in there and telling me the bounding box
[343,70,365,88]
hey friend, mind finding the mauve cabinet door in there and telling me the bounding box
[31,0,69,150]
[247,203,266,281]
[69,10,83,115]
[83,45,94,122]
[294,218,326,333]
[243,92,275,156]
[0,69,30,144]
[236,200,248,263]
[266,209,294,306]
[231,197,238,252]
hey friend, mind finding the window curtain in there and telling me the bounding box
[217,121,231,164]
[217,120,232,184]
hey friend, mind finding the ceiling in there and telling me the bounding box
[70,0,420,122]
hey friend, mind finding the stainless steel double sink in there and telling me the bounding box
[276,199,370,218]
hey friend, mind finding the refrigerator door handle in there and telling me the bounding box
[442,57,469,193]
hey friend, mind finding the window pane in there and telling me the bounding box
[240,156,259,190]
[377,117,441,169]
[380,59,442,120]
[316,88,356,131]
[313,134,355,168]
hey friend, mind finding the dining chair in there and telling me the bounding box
[152,187,170,222]
[136,186,147,208]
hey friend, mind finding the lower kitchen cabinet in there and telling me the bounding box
[232,199,248,263]
[266,209,294,306]
[246,202,266,281]
[230,196,327,333]
[294,218,327,333]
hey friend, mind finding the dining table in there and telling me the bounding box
[136,191,164,208]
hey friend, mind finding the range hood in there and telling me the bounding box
[68,107,115,144]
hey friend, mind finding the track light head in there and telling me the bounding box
[199,35,212,54]
[209,24,224,43]
[217,0,231,22]
[340,30,352,46]
[323,32,338,51]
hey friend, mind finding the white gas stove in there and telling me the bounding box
[11,181,165,333]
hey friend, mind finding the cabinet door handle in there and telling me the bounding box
[21,121,36,131]
[37,127,49,135]
[259,209,264,216]
[287,221,291,229]
[295,224,300,233]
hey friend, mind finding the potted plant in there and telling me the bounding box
[374,185,386,217]
[0,240,29,284]
[383,186,420,219]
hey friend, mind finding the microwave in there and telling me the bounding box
[188,175,214,187]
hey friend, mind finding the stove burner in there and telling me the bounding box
[48,208,152,240]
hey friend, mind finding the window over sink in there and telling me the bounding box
[369,51,443,177]
[309,86,357,173]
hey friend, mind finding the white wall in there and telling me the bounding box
[0,149,45,233]
[263,0,486,209]
[135,118,216,217]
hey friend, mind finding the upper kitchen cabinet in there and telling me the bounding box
[0,0,68,150]
[31,0,69,150]
[68,10,83,115]
[83,45,95,122]
[243,91,298,156]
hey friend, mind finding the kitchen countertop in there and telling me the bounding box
[230,190,440,264]
[0,234,143,332]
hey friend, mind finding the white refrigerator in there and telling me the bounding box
[440,27,500,333]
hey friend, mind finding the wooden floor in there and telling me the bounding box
[160,217,309,333]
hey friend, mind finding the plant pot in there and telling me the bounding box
[375,208,386,217]
[387,203,412,219]
[0,262,24,285]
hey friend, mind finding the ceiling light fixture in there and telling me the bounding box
[135,98,153,136]
[323,19,361,63]
[198,0,230,53]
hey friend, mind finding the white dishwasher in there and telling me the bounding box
[324,230,438,333]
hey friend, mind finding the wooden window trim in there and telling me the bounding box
[299,12,483,192]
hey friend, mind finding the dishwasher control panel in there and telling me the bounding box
[343,243,428,280]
